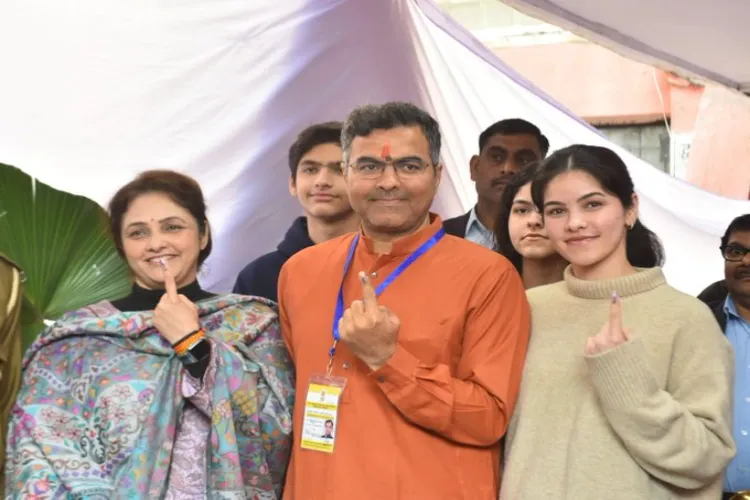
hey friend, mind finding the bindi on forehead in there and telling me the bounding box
[380,143,392,160]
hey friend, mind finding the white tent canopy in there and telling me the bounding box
[503,0,750,93]
[0,0,747,294]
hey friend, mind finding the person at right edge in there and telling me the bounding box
[500,145,735,499]
[278,102,531,499]
[698,214,750,500]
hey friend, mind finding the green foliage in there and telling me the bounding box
[0,163,131,349]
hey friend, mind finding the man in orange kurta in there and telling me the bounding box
[278,102,531,499]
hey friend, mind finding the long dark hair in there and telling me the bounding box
[495,162,542,273]
[530,145,664,268]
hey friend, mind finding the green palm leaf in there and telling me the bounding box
[0,163,131,349]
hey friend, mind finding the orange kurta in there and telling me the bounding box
[278,215,530,500]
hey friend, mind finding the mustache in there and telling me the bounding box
[735,267,750,278]
[491,176,514,186]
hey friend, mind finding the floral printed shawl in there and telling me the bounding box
[4,295,294,499]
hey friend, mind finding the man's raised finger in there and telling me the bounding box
[359,271,378,311]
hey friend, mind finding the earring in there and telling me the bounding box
[627,222,635,230]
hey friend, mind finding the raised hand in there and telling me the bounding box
[584,292,631,356]
[152,259,200,345]
[338,271,401,371]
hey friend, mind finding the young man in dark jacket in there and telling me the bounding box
[233,122,359,302]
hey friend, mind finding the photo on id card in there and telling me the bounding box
[300,374,347,454]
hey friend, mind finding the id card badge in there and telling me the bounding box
[299,373,347,454]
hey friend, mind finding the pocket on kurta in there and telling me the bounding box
[397,312,460,367]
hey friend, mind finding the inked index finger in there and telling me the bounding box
[359,271,378,311]
[608,291,623,335]
[160,258,178,302]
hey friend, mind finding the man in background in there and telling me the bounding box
[443,119,549,249]
[234,122,360,302]
[698,214,750,499]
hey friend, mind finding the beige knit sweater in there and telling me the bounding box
[500,267,736,500]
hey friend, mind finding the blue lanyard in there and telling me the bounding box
[329,228,445,360]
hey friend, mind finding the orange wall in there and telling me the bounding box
[686,85,750,199]
[494,42,750,200]
[496,43,673,125]
[668,78,702,134]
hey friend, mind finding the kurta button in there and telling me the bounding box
[342,362,350,369]
[371,272,377,278]
[377,376,385,383]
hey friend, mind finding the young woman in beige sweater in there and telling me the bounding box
[500,145,735,499]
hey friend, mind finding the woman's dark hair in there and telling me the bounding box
[530,145,664,268]
[495,162,542,273]
[108,170,212,265]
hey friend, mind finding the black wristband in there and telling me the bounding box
[171,328,202,348]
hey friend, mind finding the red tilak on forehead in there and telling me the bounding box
[380,143,391,159]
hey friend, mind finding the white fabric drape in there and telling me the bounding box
[0,0,747,294]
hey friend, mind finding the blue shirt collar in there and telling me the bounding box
[466,205,491,234]
[725,294,745,320]
[464,205,496,250]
